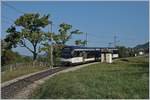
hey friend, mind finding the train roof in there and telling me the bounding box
[64,45,118,50]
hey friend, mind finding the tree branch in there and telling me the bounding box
[20,38,34,53]
[24,44,34,53]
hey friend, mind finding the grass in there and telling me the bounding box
[30,56,149,99]
[1,66,49,83]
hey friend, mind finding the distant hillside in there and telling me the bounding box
[134,42,149,49]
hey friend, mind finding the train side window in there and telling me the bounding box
[87,51,95,58]
[73,51,82,57]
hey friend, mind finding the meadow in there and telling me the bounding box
[31,56,149,99]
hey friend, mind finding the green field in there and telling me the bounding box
[31,56,149,99]
[1,66,49,83]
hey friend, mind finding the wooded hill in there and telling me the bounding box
[134,42,149,49]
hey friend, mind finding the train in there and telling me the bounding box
[61,46,118,65]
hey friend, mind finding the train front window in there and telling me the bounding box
[113,50,118,54]
[62,48,70,53]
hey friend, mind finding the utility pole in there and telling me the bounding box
[114,34,117,47]
[86,32,87,47]
[49,21,53,69]
[113,33,120,48]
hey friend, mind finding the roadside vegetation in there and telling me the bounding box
[1,66,49,83]
[31,56,149,99]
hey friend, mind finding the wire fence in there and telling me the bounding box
[1,61,49,72]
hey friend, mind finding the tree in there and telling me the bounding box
[40,23,84,66]
[1,40,11,65]
[116,46,130,58]
[5,13,50,60]
[1,40,22,66]
[75,40,87,46]
[53,23,83,45]
[53,23,84,58]
[39,41,52,66]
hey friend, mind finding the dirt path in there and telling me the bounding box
[12,62,100,99]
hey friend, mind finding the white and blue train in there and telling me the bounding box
[61,46,119,65]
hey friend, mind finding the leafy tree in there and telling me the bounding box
[39,41,52,66]
[53,23,83,45]
[75,40,87,46]
[1,40,21,65]
[127,48,135,57]
[116,46,130,58]
[1,40,11,65]
[53,23,84,60]
[40,23,84,66]
[5,13,50,60]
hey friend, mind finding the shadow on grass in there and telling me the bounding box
[120,59,129,62]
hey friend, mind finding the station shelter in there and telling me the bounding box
[101,48,113,63]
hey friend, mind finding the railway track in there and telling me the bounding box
[1,67,69,99]
[1,62,99,99]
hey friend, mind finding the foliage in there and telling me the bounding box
[53,45,62,66]
[117,44,149,58]
[1,40,21,65]
[134,42,149,49]
[75,40,87,46]
[22,56,32,62]
[1,49,32,66]
[40,23,84,66]
[53,23,83,65]
[31,56,149,99]
[134,42,149,54]
[116,46,131,58]
[5,13,84,65]
[54,23,83,45]
[39,41,52,66]
[1,65,49,83]
[5,13,50,60]
[2,50,17,66]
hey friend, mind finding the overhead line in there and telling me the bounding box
[88,33,112,38]
[2,15,15,22]
[1,20,14,25]
[3,2,25,14]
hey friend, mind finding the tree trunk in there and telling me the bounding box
[33,52,37,60]
[33,44,37,60]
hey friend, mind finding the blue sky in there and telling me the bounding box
[1,1,149,56]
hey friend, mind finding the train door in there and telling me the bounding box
[83,51,87,63]
[95,50,100,61]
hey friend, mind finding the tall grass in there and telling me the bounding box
[1,66,49,83]
[31,56,149,99]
